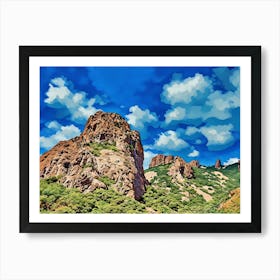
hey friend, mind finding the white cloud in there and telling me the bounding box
[51,77,67,87]
[183,90,240,121]
[200,124,234,147]
[143,150,157,170]
[126,105,158,128]
[93,94,108,105]
[223,157,239,166]
[126,105,158,139]
[153,130,189,152]
[44,77,100,124]
[46,120,61,130]
[160,72,240,126]
[40,123,81,150]
[205,90,240,120]
[229,69,240,88]
[161,73,212,105]
[164,106,187,125]
[185,126,200,136]
[188,150,199,157]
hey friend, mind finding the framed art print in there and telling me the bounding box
[19,46,261,233]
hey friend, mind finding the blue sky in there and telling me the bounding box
[40,66,240,169]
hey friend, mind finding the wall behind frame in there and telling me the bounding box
[0,0,279,279]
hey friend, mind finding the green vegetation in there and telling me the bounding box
[98,176,116,187]
[45,175,62,183]
[88,141,118,156]
[40,163,240,214]
[83,163,94,169]
[143,164,240,213]
[40,179,146,214]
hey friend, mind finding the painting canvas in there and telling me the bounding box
[20,46,261,232]
[39,66,241,214]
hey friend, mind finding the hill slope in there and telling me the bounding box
[144,163,240,213]
[40,112,240,214]
[40,162,240,214]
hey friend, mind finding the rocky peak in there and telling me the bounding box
[40,112,147,200]
[215,159,222,169]
[81,111,131,145]
[149,154,174,168]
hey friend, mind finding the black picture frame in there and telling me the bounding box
[20,46,261,233]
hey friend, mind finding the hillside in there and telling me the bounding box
[40,161,240,214]
[144,163,240,213]
[40,112,240,214]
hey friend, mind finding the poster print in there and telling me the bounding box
[20,46,261,232]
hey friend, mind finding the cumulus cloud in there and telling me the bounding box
[126,105,158,139]
[223,157,239,166]
[161,71,240,127]
[164,106,187,125]
[229,69,240,88]
[40,122,81,150]
[185,126,200,136]
[44,77,100,124]
[200,124,234,150]
[205,90,240,120]
[188,150,199,157]
[46,120,61,130]
[161,73,212,106]
[143,150,157,170]
[183,90,240,121]
[153,130,189,152]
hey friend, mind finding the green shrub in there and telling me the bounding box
[40,179,147,214]
[98,176,116,187]
[89,141,118,156]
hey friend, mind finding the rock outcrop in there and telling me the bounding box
[215,159,222,169]
[168,156,194,182]
[40,111,148,200]
[189,160,200,168]
[149,154,174,168]
[148,155,194,183]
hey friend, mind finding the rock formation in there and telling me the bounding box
[148,155,194,183]
[189,160,200,168]
[40,111,148,200]
[238,160,240,172]
[149,154,174,168]
[168,156,194,182]
[215,159,222,169]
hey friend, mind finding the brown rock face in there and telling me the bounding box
[40,111,147,200]
[148,154,194,183]
[215,159,222,169]
[149,154,174,168]
[189,160,200,168]
[168,156,194,182]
